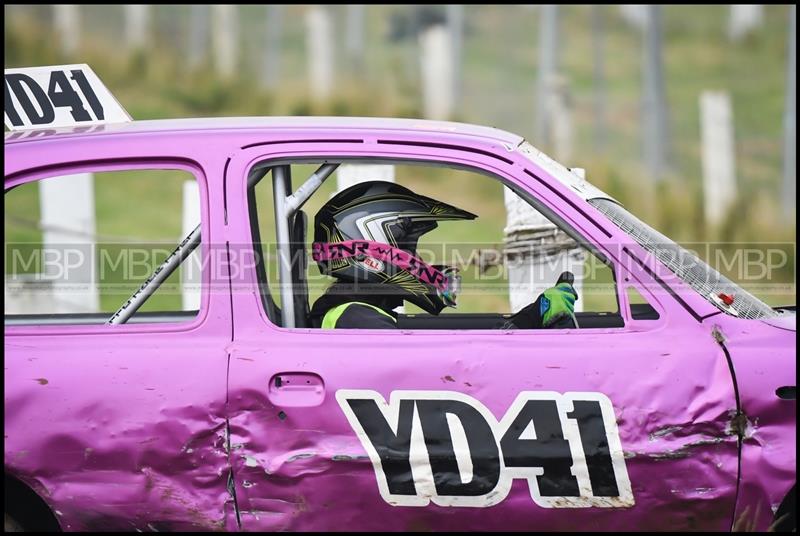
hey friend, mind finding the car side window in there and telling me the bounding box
[247,158,621,330]
[5,167,202,325]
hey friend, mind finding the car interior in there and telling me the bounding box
[246,158,660,330]
[4,158,661,328]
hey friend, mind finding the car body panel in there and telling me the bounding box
[3,117,795,531]
[225,322,740,531]
[223,138,739,530]
[4,332,235,531]
[709,314,796,529]
[5,130,237,531]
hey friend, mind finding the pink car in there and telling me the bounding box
[4,116,796,532]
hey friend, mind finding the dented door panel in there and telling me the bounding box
[225,320,739,531]
[3,121,793,531]
[4,134,236,531]
[709,315,797,530]
[224,142,741,531]
[4,332,235,531]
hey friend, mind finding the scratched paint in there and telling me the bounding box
[4,332,234,530]
[4,118,795,531]
[225,315,745,529]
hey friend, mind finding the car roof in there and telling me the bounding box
[4,116,525,147]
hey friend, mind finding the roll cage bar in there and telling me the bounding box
[107,162,339,326]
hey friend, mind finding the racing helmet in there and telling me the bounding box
[312,180,477,315]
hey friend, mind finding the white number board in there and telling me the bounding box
[4,64,131,131]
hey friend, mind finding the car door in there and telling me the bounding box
[224,137,740,531]
[4,133,237,531]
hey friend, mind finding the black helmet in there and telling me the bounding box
[312,181,477,315]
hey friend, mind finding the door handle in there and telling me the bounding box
[268,372,325,407]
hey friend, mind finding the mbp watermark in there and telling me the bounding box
[4,241,796,316]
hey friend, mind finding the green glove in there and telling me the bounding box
[539,282,578,328]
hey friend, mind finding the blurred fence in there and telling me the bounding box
[4,4,796,234]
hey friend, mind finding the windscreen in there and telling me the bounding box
[589,198,779,320]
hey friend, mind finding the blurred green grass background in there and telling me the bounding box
[4,5,796,313]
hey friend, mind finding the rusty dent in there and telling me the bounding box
[711,325,727,344]
[725,411,756,440]
[641,417,735,461]
[648,425,684,442]
[549,496,635,509]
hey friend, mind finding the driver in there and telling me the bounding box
[309,181,578,329]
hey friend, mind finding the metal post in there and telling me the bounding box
[534,5,559,147]
[188,5,209,69]
[181,180,202,311]
[447,4,464,110]
[54,5,80,57]
[262,5,283,89]
[40,173,99,314]
[642,5,669,182]
[618,5,646,31]
[346,5,365,73]
[212,4,237,79]
[273,164,339,328]
[419,24,453,120]
[405,6,422,84]
[273,166,295,328]
[783,5,796,220]
[125,4,149,52]
[288,163,339,213]
[306,5,334,102]
[700,91,737,227]
[337,164,395,191]
[108,226,201,325]
[550,75,573,162]
[110,164,339,327]
[729,5,764,42]
[592,5,607,153]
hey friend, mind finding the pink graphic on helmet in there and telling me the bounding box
[312,240,449,293]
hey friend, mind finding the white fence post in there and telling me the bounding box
[700,91,737,227]
[447,4,464,110]
[419,24,453,120]
[40,174,99,314]
[54,5,80,56]
[345,5,365,73]
[533,6,572,160]
[211,4,237,79]
[534,5,559,146]
[262,4,283,89]
[336,164,395,192]
[181,180,202,311]
[306,5,334,102]
[593,5,608,153]
[729,5,764,42]
[503,187,583,314]
[188,5,209,69]
[549,75,573,163]
[125,4,149,52]
[642,5,669,182]
[783,5,796,220]
[618,5,647,31]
